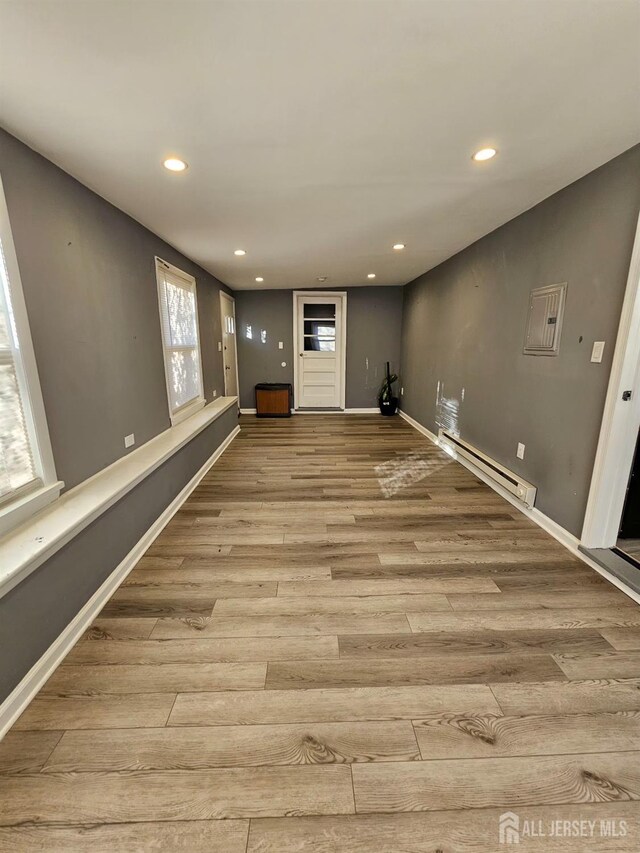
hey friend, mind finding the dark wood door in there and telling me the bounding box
[619,430,640,538]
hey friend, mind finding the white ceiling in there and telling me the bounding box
[1,1,639,291]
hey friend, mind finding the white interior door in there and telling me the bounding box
[220,292,238,397]
[295,293,344,409]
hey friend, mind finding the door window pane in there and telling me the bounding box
[303,303,336,320]
[304,336,336,352]
[304,320,335,336]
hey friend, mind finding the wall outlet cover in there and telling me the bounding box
[212,389,217,397]
[278,341,284,349]
[591,341,605,363]
[124,433,135,448]
[517,442,525,459]
[218,341,222,351]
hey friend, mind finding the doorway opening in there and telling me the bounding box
[293,291,347,411]
[581,212,640,588]
[219,291,239,398]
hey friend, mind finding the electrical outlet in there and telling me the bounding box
[278,341,284,350]
[124,433,135,449]
[591,341,605,363]
[212,389,217,398]
[516,442,525,460]
[218,341,222,352]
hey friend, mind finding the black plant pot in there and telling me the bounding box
[379,396,398,416]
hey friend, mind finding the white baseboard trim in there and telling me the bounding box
[241,407,379,415]
[398,409,640,606]
[0,424,241,740]
[398,408,439,443]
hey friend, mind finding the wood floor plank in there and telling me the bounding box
[338,629,613,658]
[0,821,250,853]
[44,721,419,771]
[150,614,412,638]
[266,653,566,690]
[64,636,338,665]
[491,679,640,714]
[168,684,502,726]
[412,710,640,759]
[127,564,332,583]
[0,765,355,824]
[278,578,500,596]
[214,594,452,616]
[407,607,640,632]
[246,804,640,852]
[41,663,266,695]
[0,731,63,773]
[352,752,640,813]
[12,693,176,731]
[599,628,640,650]
[81,618,157,640]
[447,591,637,610]
[553,651,640,680]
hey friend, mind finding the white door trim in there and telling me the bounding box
[219,291,239,398]
[293,291,347,410]
[581,211,640,549]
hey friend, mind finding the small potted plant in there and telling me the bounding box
[378,362,399,416]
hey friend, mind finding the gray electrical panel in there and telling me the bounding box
[524,282,567,356]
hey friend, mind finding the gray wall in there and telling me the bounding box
[235,286,403,409]
[0,408,237,702]
[0,128,231,490]
[0,129,239,701]
[401,144,640,537]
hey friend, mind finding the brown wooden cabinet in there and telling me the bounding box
[255,383,292,417]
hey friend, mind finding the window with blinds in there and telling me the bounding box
[155,258,205,424]
[0,236,40,505]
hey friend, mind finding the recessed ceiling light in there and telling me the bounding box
[393,243,405,250]
[255,276,264,282]
[367,273,376,279]
[234,249,246,256]
[472,147,497,162]
[163,157,188,172]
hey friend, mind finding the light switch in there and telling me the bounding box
[278,341,284,350]
[516,443,525,460]
[218,341,222,352]
[591,341,605,363]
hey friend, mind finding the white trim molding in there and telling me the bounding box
[0,424,240,740]
[0,174,61,536]
[399,409,640,606]
[293,290,347,411]
[582,211,640,549]
[0,396,238,598]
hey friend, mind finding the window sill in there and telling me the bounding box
[0,481,64,539]
[170,397,205,426]
[0,395,238,599]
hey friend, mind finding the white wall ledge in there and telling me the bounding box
[0,396,238,599]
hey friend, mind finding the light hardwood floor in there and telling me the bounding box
[2,414,640,851]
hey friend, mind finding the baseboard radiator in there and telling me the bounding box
[438,428,537,507]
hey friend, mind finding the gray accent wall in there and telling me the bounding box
[235,286,403,409]
[0,408,237,702]
[0,128,231,490]
[401,144,640,537]
[0,128,239,701]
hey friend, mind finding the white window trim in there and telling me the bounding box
[155,257,206,426]
[0,174,63,537]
